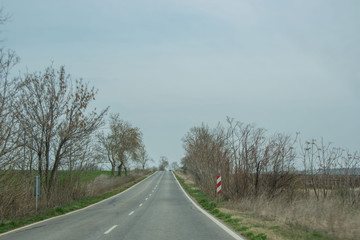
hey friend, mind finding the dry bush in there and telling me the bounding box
[223,195,360,239]
[86,171,148,197]
[0,170,149,221]
[87,174,118,196]
[0,177,34,219]
[45,178,88,208]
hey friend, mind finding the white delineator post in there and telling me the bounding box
[217,176,221,194]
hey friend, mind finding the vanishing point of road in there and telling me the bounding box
[0,171,245,240]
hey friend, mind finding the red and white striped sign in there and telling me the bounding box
[217,176,221,194]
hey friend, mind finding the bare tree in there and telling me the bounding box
[137,144,151,170]
[103,114,143,176]
[16,65,107,195]
[183,118,299,200]
[97,131,117,175]
[0,48,20,164]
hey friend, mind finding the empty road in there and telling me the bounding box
[0,171,244,240]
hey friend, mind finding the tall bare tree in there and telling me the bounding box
[16,65,107,195]
[0,48,20,165]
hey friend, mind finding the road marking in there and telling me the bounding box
[152,190,154,192]
[104,225,117,234]
[149,193,152,196]
[172,172,246,240]
[145,198,148,201]
[0,171,158,238]
[129,211,135,216]
[139,203,143,207]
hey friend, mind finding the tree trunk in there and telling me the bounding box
[118,162,123,176]
[38,151,42,187]
[111,163,115,176]
[48,139,66,194]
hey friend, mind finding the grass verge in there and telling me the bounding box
[174,171,339,240]
[0,172,151,234]
[174,171,267,240]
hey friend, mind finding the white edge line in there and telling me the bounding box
[172,172,245,240]
[0,171,158,237]
[104,225,118,234]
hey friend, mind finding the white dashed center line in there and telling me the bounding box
[139,203,143,207]
[145,198,148,201]
[129,211,135,216]
[104,225,117,234]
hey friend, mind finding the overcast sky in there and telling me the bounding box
[1,0,359,167]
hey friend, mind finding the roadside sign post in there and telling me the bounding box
[34,175,40,211]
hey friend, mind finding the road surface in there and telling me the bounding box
[0,171,244,240]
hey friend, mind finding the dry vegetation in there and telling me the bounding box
[181,117,360,239]
[0,170,150,221]
[0,12,152,222]
[0,58,150,220]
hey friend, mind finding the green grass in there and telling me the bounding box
[269,225,280,230]
[0,172,151,234]
[1,170,115,183]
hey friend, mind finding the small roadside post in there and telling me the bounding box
[34,175,40,211]
[217,175,221,202]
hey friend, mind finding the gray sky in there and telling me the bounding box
[1,0,360,166]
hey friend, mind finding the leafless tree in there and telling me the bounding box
[16,65,107,195]
[97,131,117,175]
[183,118,299,200]
[0,48,20,165]
[99,114,142,176]
[136,144,151,170]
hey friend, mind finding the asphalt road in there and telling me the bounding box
[0,171,244,240]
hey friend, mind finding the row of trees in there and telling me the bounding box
[0,58,153,189]
[182,117,360,205]
[0,12,153,219]
[0,57,108,188]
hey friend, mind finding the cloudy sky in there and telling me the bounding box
[1,0,359,167]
